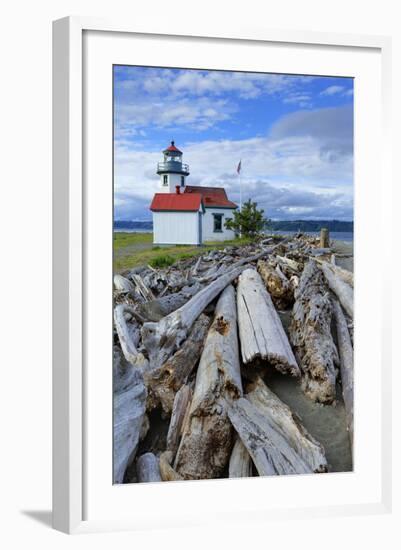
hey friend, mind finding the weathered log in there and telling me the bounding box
[227,397,313,476]
[332,299,354,449]
[131,273,156,301]
[114,274,135,292]
[237,269,300,376]
[320,228,330,248]
[114,304,149,370]
[174,285,243,480]
[316,260,353,287]
[321,262,353,317]
[113,362,147,483]
[135,282,203,322]
[159,451,184,481]
[289,261,339,403]
[141,265,247,369]
[257,259,294,309]
[136,452,162,483]
[145,315,210,413]
[246,378,327,472]
[166,385,193,455]
[276,254,301,273]
[229,437,253,478]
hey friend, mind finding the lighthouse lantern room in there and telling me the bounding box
[156,141,190,193]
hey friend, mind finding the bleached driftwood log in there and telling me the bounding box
[113,357,147,483]
[114,274,135,292]
[316,259,353,287]
[276,255,301,274]
[321,262,353,317]
[229,437,253,478]
[166,385,193,455]
[159,451,183,481]
[141,265,246,369]
[257,259,294,309]
[332,299,354,448]
[131,273,156,301]
[289,261,339,403]
[174,285,243,479]
[236,269,300,376]
[135,282,203,322]
[114,304,149,371]
[227,398,313,476]
[145,315,210,413]
[136,452,162,483]
[246,378,327,472]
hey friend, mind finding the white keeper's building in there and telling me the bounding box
[150,141,237,245]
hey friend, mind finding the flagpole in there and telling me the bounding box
[238,161,242,238]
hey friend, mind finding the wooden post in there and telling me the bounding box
[320,228,330,248]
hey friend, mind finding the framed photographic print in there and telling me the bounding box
[52,17,392,534]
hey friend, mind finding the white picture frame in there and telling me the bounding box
[52,16,392,534]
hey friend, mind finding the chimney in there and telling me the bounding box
[175,185,180,194]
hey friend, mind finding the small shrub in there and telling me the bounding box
[149,254,175,269]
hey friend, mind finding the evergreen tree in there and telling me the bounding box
[225,199,268,238]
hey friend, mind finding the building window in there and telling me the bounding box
[213,213,223,232]
[181,175,185,186]
[163,175,168,186]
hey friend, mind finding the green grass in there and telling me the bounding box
[113,232,253,272]
[113,231,153,251]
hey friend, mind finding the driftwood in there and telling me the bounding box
[131,273,156,301]
[316,260,353,287]
[113,359,147,483]
[257,260,294,309]
[145,315,210,413]
[237,269,300,376]
[135,282,203,322]
[141,265,246,369]
[276,254,300,273]
[229,437,253,478]
[320,228,330,248]
[159,451,183,481]
[114,274,135,292]
[333,300,354,448]
[227,397,313,476]
[289,261,339,403]
[136,452,162,483]
[321,262,353,317]
[174,285,243,480]
[114,304,149,370]
[166,385,193,455]
[246,378,327,472]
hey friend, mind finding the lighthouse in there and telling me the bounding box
[156,141,190,193]
[150,141,237,245]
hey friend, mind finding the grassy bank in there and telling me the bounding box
[113,232,251,272]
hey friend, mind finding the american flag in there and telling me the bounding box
[237,160,242,174]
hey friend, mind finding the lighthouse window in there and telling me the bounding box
[213,213,223,232]
[163,175,168,186]
[181,176,185,186]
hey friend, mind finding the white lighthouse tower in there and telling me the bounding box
[156,141,190,193]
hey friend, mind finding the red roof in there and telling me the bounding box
[184,186,237,209]
[150,193,203,212]
[164,141,182,154]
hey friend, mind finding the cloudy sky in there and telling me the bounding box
[114,66,353,221]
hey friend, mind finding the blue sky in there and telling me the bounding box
[114,66,353,221]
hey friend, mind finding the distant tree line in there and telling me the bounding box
[266,219,353,232]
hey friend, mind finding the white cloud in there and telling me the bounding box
[320,85,345,96]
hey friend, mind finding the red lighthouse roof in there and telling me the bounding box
[184,186,237,208]
[150,193,203,212]
[163,140,182,154]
